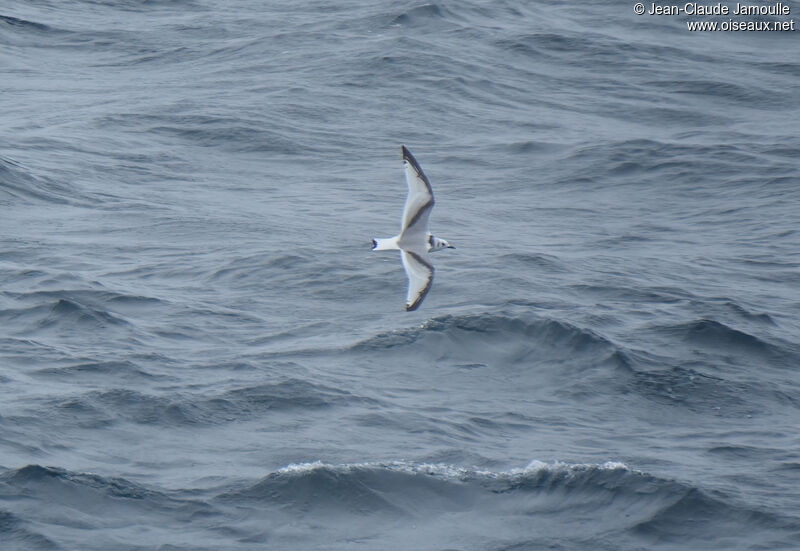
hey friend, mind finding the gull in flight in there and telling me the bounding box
[372,146,454,311]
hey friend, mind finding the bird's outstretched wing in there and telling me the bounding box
[401,249,434,311]
[400,145,434,239]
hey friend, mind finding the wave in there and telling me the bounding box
[389,3,451,28]
[0,508,58,551]
[630,487,794,546]
[207,253,308,283]
[496,31,630,69]
[146,115,304,154]
[656,318,800,369]
[570,282,689,304]
[0,156,80,206]
[645,79,791,109]
[0,465,212,550]
[623,364,755,415]
[350,312,627,372]
[618,317,800,414]
[667,318,771,350]
[219,459,639,518]
[561,139,770,187]
[341,311,799,416]
[0,287,171,339]
[3,459,797,550]
[0,14,60,35]
[32,359,156,383]
[216,459,798,548]
[0,296,132,338]
[499,252,570,272]
[712,299,776,325]
[47,378,379,428]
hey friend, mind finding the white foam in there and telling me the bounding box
[274,459,631,480]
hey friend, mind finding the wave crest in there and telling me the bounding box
[350,312,627,373]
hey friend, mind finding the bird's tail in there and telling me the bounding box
[371,237,400,251]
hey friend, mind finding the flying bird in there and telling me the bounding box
[372,146,454,311]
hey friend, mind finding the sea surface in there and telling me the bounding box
[2,1,800,549]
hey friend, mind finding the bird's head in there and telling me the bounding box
[429,236,455,251]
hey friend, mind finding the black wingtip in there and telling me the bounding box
[400,145,431,190]
[371,239,377,250]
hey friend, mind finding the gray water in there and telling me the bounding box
[2,1,800,549]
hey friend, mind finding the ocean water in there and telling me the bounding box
[2,0,800,549]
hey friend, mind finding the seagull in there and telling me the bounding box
[372,146,454,311]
